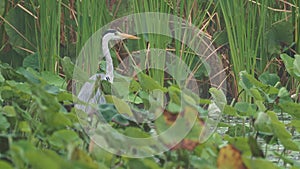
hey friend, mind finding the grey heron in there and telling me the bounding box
[76,29,139,115]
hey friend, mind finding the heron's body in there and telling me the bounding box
[76,29,139,114]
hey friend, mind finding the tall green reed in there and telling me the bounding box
[37,0,61,73]
[75,0,111,75]
[133,0,216,90]
[219,0,268,101]
[133,0,173,86]
[293,0,300,54]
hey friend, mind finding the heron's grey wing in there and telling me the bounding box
[75,74,106,115]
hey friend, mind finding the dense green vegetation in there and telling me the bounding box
[0,0,300,168]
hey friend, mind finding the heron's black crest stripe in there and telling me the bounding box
[103,29,117,37]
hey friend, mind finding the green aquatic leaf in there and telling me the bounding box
[209,87,226,110]
[61,57,74,80]
[0,114,10,130]
[4,7,37,56]
[239,71,278,95]
[17,67,40,84]
[254,112,272,134]
[234,102,256,116]
[97,104,117,122]
[243,156,281,169]
[123,127,150,138]
[0,161,13,169]
[18,121,31,133]
[2,105,16,117]
[23,52,40,71]
[268,111,300,151]
[280,54,300,81]
[41,71,65,88]
[0,63,26,82]
[278,101,300,119]
[223,105,238,116]
[294,55,300,77]
[248,136,264,158]
[290,120,300,132]
[258,72,280,86]
[137,71,167,92]
[105,95,134,120]
[224,135,251,156]
[48,129,81,149]
[265,21,293,55]
[127,158,162,169]
[129,79,141,92]
[249,88,264,101]
[167,101,182,113]
[47,112,72,129]
[111,114,130,126]
[127,93,143,104]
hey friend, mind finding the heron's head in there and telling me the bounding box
[103,29,139,41]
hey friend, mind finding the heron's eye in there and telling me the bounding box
[106,76,110,81]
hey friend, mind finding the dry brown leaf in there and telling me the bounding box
[217,144,248,169]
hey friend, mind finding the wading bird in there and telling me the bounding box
[76,29,139,115]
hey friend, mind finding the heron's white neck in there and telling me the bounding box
[102,37,114,83]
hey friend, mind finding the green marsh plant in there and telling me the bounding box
[38,0,61,73]
[219,0,268,101]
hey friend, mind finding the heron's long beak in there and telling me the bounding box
[119,33,140,39]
